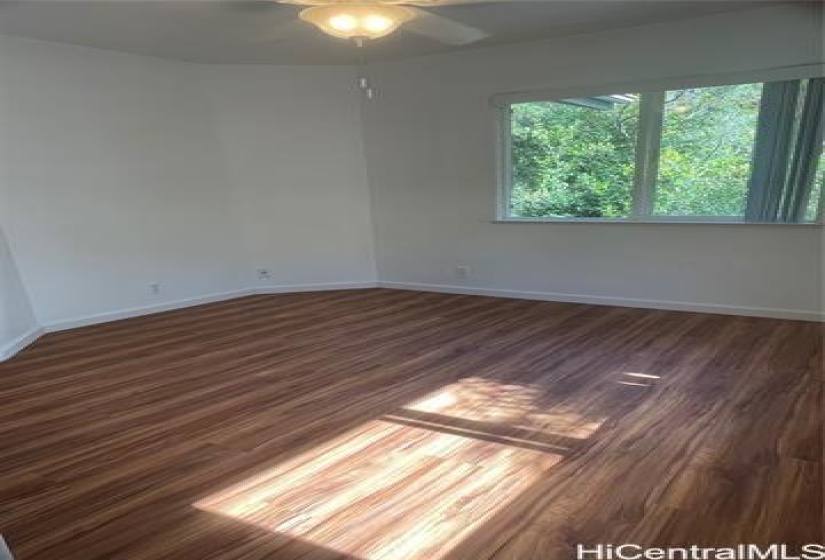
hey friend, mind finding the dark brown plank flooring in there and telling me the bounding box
[0,288,821,559]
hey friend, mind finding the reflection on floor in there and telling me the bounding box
[197,378,594,560]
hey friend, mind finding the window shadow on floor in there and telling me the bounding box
[189,375,625,560]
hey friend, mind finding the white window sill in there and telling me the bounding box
[492,218,824,226]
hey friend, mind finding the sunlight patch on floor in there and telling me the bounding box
[193,378,601,560]
[618,372,661,387]
[405,377,605,440]
[623,372,661,379]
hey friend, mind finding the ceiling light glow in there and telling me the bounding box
[300,5,415,40]
[328,14,359,31]
[363,14,393,33]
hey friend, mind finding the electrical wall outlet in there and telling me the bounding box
[454,266,471,280]
[256,268,272,281]
[149,282,161,295]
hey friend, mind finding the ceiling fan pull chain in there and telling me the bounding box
[353,37,376,100]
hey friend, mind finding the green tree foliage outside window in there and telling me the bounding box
[509,99,638,218]
[508,82,825,221]
[654,84,762,217]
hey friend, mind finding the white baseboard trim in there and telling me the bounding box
[378,281,824,322]
[0,327,45,362]
[42,289,250,332]
[250,281,378,295]
[7,278,819,361]
[42,282,380,333]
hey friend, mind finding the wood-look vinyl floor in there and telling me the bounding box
[0,289,821,559]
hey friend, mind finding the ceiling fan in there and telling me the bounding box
[274,0,493,45]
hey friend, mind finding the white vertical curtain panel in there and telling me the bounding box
[746,77,825,223]
[783,78,825,222]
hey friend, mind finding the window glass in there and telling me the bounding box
[807,147,824,222]
[654,83,762,217]
[509,96,639,219]
[503,77,823,224]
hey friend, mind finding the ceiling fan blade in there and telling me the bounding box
[406,0,513,5]
[247,18,308,43]
[403,7,491,45]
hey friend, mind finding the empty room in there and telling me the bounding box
[0,0,823,558]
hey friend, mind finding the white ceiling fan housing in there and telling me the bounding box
[298,4,416,40]
[280,0,493,45]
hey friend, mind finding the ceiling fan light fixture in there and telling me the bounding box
[299,4,415,40]
[328,14,359,32]
[362,14,393,33]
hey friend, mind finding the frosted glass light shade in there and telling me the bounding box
[299,5,415,40]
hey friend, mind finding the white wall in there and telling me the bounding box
[0,35,375,329]
[0,40,40,356]
[200,65,375,287]
[0,35,241,326]
[0,227,39,356]
[362,4,825,319]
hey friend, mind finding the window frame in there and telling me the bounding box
[493,64,825,225]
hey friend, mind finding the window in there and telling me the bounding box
[655,84,761,217]
[501,77,825,224]
[509,95,640,219]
